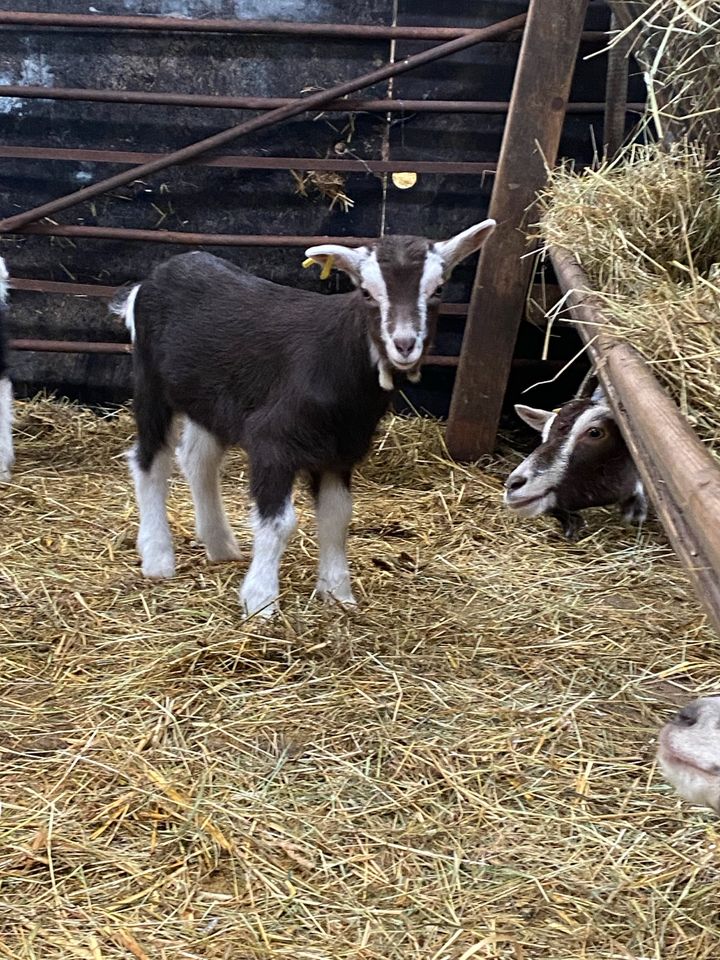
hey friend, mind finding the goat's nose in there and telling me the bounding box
[674,703,699,727]
[506,474,527,492]
[392,335,415,358]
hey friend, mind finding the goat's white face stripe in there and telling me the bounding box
[362,249,443,370]
[0,257,8,305]
[541,412,557,443]
[416,248,444,339]
[359,251,389,321]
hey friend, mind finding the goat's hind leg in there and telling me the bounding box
[129,400,177,579]
[177,420,241,562]
[311,470,356,606]
[240,463,296,618]
[0,375,13,482]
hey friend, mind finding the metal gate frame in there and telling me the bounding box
[0,3,622,450]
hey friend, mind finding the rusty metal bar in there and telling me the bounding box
[9,338,131,355]
[17,225,378,245]
[0,146,496,177]
[0,85,645,115]
[0,10,604,43]
[0,12,527,235]
[7,276,472,316]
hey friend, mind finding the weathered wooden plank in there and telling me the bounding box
[551,245,720,635]
[446,0,590,460]
[603,11,631,156]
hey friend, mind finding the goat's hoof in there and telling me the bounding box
[204,538,242,563]
[239,583,279,620]
[138,539,176,579]
[141,555,176,579]
[0,466,12,483]
[317,580,357,607]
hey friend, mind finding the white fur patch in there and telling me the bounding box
[110,283,141,342]
[128,442,176,579]
[541,412,557,443]
[315,474,355,606]
[177,420,240,562]
[0,376,14,481]
[240,500,296,618]
[0,257,9,305]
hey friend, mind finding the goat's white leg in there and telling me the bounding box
[0,376,14,481]
[621,480,648,526]
[240,500,296,618]
[177,420,240,562]
[128,444,176,579]
[315,472,356,606]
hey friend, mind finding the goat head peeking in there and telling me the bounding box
[657,696,720,815]
[305,219,496,390]
[504,387,647,539]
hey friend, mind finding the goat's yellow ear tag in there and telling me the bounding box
[552,407,561,414]
[301,255,335,279]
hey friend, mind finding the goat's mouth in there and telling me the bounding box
[388,355,422,372]
[504,489,555,514]
[658,726,720,779]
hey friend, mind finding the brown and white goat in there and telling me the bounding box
[112,221,496,617]
[0,257,13,481]
[503,386,647,538]
[657,696,720,814]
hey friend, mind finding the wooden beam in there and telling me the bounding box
[603,11,631,157]
[446,0,589,460]
[551,245,720,636]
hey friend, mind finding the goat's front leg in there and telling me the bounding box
[177,419,241,562]
[312,471,356,607]
[550,508,586,541]
[0,375,14,481]
[128,443,176,578]
[620,482,648,526]
[240,465,296,618]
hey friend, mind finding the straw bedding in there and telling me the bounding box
[539,142,720,452]
[1,397,718,959]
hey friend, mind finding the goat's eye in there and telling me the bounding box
[361,288,376,303]
[429,284,444,300]
[587,427,604,439]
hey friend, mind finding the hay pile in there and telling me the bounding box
[539,142,720,450]
[1,397,719,958]
[609,0,720,154]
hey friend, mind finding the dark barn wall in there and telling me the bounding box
[0,0,644,418]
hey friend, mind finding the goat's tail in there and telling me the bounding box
[0,256,9,306]
[109,282,141,342]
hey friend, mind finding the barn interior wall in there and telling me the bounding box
[0,0,645,418]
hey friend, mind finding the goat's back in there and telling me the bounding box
[133,252,389,461]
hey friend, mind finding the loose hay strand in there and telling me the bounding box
[0,397,718,958]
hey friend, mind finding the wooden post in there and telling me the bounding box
[603,12,631,157]
[446,0,589,460]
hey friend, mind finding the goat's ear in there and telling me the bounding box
[433,219,496,272]
[304,244,370,283]
[514,404,554,433]
[590,383,607,403]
